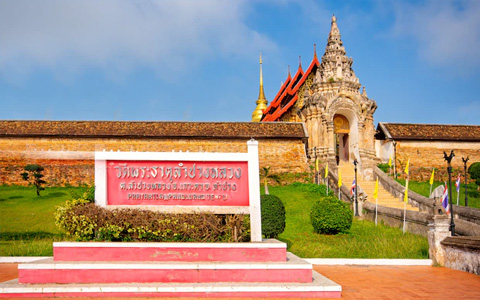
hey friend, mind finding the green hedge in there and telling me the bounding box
[261,194,286,238]
[468,162,480,186]
[310,196,352,235]
[55,199,250,242]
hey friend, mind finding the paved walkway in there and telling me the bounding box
[1,263,479,299]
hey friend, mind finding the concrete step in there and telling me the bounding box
[336,163,418,211]
[53,240,286,262]
[18,253,312,284]
[1,271,342,298]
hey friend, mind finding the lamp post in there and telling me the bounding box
[462,157,469,207]
[314,147,318,185]
[444,150,455,236]
[393,141,397,179]
[354,159,359,216]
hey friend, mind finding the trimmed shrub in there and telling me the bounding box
[55,200,250,242]
[261,194,286,238]
[377,163,390,173]
[468,162,480,187]
[310,196,352,235]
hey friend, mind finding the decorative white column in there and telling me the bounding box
[247,139,262,242]
[428,215,450,266]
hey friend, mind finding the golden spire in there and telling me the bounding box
[252,52,268,122]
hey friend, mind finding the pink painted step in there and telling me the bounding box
[0,271,342,298]
[19,253,312,284]
[53,240,287,262]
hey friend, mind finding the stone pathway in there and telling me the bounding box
[2,263,480,299]
[337,161,418,211]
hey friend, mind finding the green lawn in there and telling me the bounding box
[1,184,428,258]
[395,179,480,209]
[0,185,87,256]
[269,184,429,259]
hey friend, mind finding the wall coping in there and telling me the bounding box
[441,236,480,251]
[0,120,309,140]
[374,166,434,211]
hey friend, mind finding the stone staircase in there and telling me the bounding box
[336,161,418,211]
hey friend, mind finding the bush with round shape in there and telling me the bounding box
[261,194,286,238]
[468,162,480,187]
[310,196,352,235]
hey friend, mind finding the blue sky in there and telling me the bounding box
[1,0,479,125]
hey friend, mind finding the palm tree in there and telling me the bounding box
[261,166,280,195]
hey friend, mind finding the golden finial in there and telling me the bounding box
[259,52,264,94]
[298,56,302,69]
[252,52,268,122]
[313,44,317,58]
[288,65,291,77]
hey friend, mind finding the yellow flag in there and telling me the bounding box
[338,170,342,187]
[429,168,435,185]
[404,158,410,175]
[324,163,328,178]
[404,179,409,203]
[388,156,392,167]
[373,178,378,199]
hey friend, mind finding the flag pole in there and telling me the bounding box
[338,169,342,201]
[374,178,378,226]
[325,163,329,196]
[403,175,408,234]
[403,159,410,234]
[326,177,329,195]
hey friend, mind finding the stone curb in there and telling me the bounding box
[2,257,432,266]
[0,257,51,263]
[306,258,432,266]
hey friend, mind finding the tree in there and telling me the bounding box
[261,166,280,195]
[468,162,480,191]
[21,164,46,196]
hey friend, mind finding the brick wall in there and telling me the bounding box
[393,140,480,181]
[0,137,308,186]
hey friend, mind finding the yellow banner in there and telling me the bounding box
[429,168,435,185]
[324,163,328,178]
[373,178,378,199]
[338,170,342,187]
[404,179,409,203]
[404,158,410,175]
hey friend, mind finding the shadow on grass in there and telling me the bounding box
[276,237,293,250]
[8,195,24,199]
[47,192,67,197]
[0,232,65,241]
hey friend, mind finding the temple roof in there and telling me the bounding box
[0,120,308,140]
[262,54,319,121]
[376,122,480,142]
[262,15,356,122]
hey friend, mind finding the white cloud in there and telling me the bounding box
[0,0,276,82]
[391,0,480,72]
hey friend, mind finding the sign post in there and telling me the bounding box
[95,140,262,241]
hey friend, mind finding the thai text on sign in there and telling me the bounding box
[106,161,249,206]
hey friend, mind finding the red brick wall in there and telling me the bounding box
[0,137,308,186]
[393,141,480,182]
